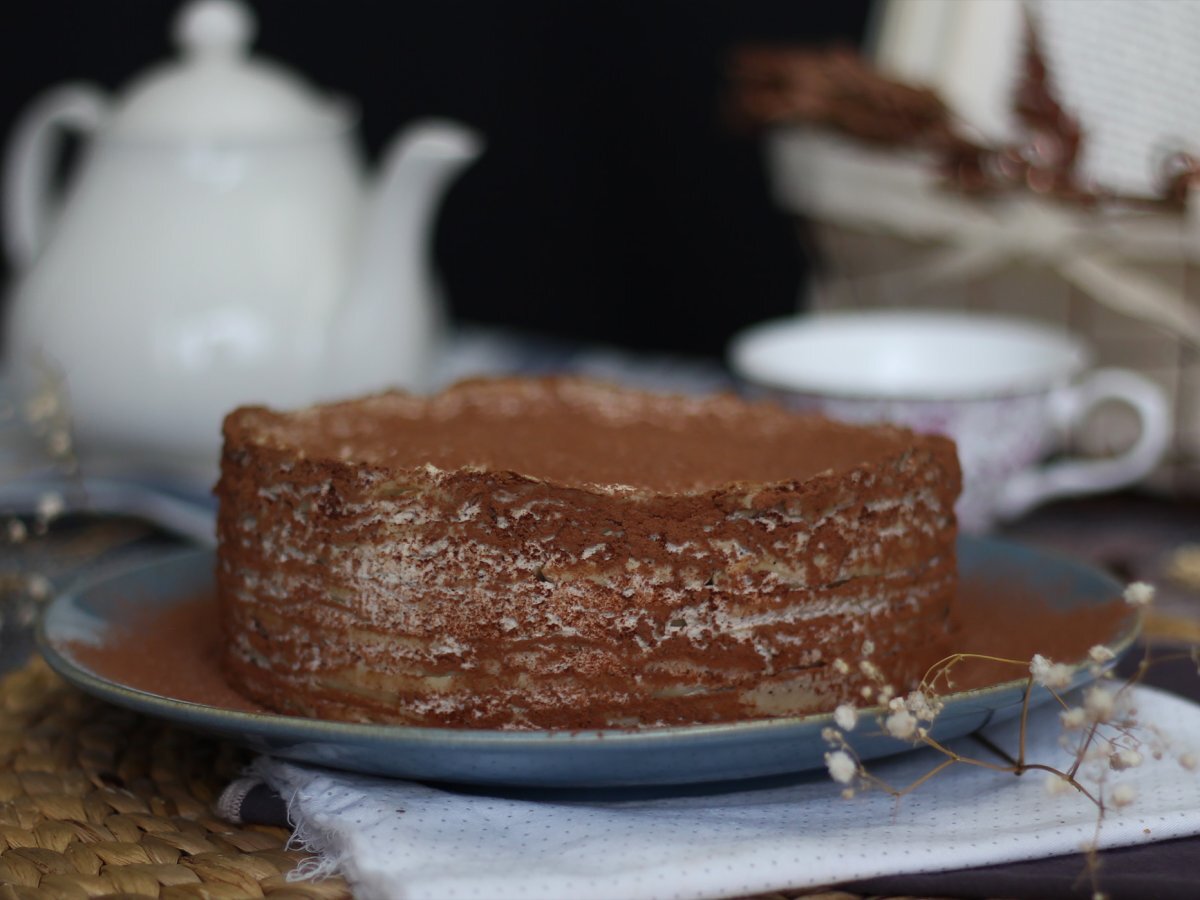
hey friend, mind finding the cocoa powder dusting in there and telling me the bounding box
[226,378,921,494]
[943,575,1132,692]
[63,573,1133,723]
[67,594,266,714]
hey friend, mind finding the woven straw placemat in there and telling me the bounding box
[0,656,878,900]
[0,656,351,899]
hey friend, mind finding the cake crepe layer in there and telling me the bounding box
[216,378,961,730]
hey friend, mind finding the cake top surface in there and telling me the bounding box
[225,377,931,493]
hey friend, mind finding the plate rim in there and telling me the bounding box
[35,536,1141,751]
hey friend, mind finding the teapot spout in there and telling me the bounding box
[329,119,482,396]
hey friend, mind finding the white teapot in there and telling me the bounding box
[3,0,480,484]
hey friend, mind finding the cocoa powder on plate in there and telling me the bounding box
[64,573,1132,720]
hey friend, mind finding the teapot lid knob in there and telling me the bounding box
[174,0,256,59]
[105,0,349,140]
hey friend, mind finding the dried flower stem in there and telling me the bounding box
[823,586,1197,900]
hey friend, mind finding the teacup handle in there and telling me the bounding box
[995,368,1172,521]
[4,83,107,269]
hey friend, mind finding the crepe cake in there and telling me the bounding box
[216,377,962,729]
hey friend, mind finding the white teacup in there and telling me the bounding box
[728,311,1172,532]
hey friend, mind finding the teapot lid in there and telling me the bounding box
[108,0,348,140]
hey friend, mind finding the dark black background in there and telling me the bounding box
[1,1,872,358]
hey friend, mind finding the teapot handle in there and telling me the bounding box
[4,84,107,269]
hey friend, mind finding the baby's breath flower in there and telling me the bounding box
[905,690,940,722]
[1110,783,1137,807]
[1060,706,1087,730]
[1030,654,1074,689]
[36,491,64,523]
[24,391,59,424]
[25,574,52,601]
[1123,582,1155,607]
[47,429,72,457]
[1180,752,1197,771]
[832,658,850,675]
[861,639,875,657]
[825,750,856,785]
[1110,748,1143,771]
[859,685,874,700]
[840,787,855,800]
[1088,645,1115,664]
[858,659,882,681]
[1044,772,1072,796]
[1084,685,1116,724]
[15,603,36,628]
[833,703,858,732]
[885,709,918,740]
[877,685,895,704]
[821,726,840,744]
[6,519,27,544]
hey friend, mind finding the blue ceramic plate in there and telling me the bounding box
[37,537,1138,789]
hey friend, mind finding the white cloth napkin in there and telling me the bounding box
[257,685,1200,900]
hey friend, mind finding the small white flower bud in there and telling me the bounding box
[1111,783,1136,807]
[25,574,52,600]
[6,519,27,543]
[832,658,850,675]
[1060,707,1087,730]
[36,492,64,523]
[825,750,856,784]
[47,429,72,457]
[1085,686,1116,723]
[1123,582,1155,607]
[24,391,59,423]
[885,709,917,740]
[908,690,941,721]
[1088,645,1115,663]
[1110,748,1143,771]
[859,659,882,680]
[833,704,858,732]
[1030,654,1074,689]
[1044,773,1072,796]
